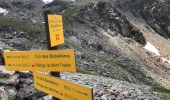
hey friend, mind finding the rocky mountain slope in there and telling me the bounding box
[116,0,170,38]
[0,0,46,50]
[0,0,44,20]
[43,0,170,88]
[0,0,170,99]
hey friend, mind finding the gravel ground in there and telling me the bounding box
[0,68,162,100]
[59,73,160,100]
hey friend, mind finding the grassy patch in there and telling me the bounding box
[73,0,103,5]
[151,86,170,100]
[152,86,170,94]
[77,68,96,75]
[99,56,120,68]
[0,16,42,40]
[43,5,62,11]
[63,6,80,24]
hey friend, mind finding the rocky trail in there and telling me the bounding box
[0,66,164,100]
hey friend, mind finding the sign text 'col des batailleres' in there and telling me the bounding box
[4,50,76,72]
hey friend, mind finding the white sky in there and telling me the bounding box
[42,0,53,4]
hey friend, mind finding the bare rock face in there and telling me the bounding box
[76,1,146,45]
[115,0,170,38]
[43,0,170,88]
[0,0,45,21]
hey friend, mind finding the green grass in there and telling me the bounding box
[77,68,97,75]
[43,5,62,11]
[151,86,170,100]
[44,4,80,24]
[63,6,80,24]
[0,16,42,40]
[152,86,170,94]
[99,56,120,68]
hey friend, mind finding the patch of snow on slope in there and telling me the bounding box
[168,60,170,64]
[161,57,170,64]
[144,42,160,56]
[42,0,53,4]
[0,8,8,15]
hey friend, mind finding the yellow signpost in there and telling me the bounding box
[3,12,93,100]
[48,15,64,47]
[4,50,76,72]
[34,72,93,100]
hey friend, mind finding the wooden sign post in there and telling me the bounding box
[44,10,62,100]
[43,11,93,100]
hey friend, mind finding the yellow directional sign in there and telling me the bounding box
[4,50,76,72]
[48,15,64,47]
[34,72,93,100]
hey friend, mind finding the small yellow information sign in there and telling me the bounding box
[48,14,64,47]
[34,72,93,100]
[4,50,76,72]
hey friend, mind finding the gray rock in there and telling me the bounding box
[0,75,19,85]
[17,86,39,99]
[0,86,17,100]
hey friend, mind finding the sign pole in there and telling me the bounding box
[44,10,60,100]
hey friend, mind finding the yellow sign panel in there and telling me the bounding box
[34,72,93,100]
[48,14,64,47]
[4,50,76,72]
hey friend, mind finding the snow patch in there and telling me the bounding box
[42,0,53,4]
[144,42,160,56]
[161,57,170,64]
[0,7,8,15]
[144,42,170,64]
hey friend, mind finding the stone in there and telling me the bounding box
[0,87,7,100]
[0,75,19,85]
[123,91,130,96]
[17,86,39,99]
[101,95,107,100]
[97,91,104,97]
[38,95,52,100]
[0,66,15,78]
[0,86,17,100]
